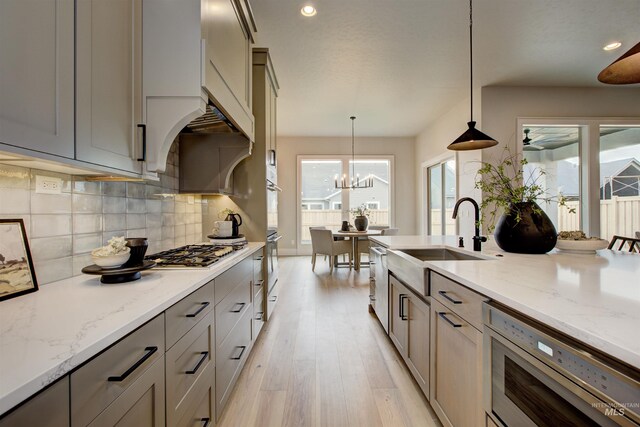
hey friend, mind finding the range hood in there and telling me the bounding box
[178,104,252,194]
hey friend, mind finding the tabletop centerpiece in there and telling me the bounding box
[350,204,370,231]
[475,150,575,254]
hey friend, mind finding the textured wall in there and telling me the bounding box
[0,145,204,285]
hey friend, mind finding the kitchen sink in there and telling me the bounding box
[398,248,491,261]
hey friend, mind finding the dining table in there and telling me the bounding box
[332,229,382,270]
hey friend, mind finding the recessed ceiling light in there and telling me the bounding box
[301,5,317,17]
[603,42,622,51]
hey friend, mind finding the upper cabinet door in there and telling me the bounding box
[202,0,255,141]
[0,0,75,158]
[76,0,143,174]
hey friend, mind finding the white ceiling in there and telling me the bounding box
[251,0,640,137]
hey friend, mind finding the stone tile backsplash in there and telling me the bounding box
[0,149,204,285]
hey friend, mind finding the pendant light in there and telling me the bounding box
[447,0,498,151]
[598,41,640,84]
[335,116,374,189]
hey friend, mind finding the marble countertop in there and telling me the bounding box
[0,243,264,416]
[371,235,640,370]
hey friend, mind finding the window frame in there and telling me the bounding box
[297,154,395,252]
[517,117,640,238]
[422,155,457,236]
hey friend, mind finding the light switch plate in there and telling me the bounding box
[35,175,63,194]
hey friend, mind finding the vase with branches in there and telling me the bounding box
[475,150,575,253]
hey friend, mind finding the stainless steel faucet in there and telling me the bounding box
[452,197,487,252]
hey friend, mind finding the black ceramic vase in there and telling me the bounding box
[354,216,368,231]
[494,202,557,254]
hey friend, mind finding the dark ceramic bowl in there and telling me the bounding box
[125,238,148,266]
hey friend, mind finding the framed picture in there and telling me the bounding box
[0,219,38,301]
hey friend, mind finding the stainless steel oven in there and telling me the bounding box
[484,303,640,427]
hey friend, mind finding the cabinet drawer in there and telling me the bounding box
[215,277,251,347]
[0,377,69,427]
[87,354,165,427]
[431,272,487,330]
[266,278,280,320]
[215,257,252,306]
[71,314,164,427]
[166,312,214,427]
[253,288,265,340]
[176,378,214,427]
[216,307,252,420]
[166,280,215,349]
[253,250,264,289]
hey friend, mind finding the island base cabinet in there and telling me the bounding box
[430,299,483,427]
[87,355,165,427]
[389,277,408,354]
[0,378,69,427]
[176,381,215,427]
[406,294,430,399]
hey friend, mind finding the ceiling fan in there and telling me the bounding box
[522,128,544,151]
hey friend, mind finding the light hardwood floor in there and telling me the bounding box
[217,256,441,427]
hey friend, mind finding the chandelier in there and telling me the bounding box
[334,116,374,189]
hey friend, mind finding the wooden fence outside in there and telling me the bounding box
[558,196,640,241]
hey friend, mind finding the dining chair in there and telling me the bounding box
[310,229,352,272]
[607,235,640,253]
[381,228,399,236]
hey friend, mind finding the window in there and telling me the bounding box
[518,119,640,240]
[298,156,393,245]
[427,159,456,235]
[522,126,581,232]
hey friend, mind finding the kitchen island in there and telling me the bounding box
[370,235,640,427]
[0,243,265,420]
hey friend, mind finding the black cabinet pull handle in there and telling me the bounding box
[255,256,264,261]
[186,302,210,318]
[186,351,209,375]
[269,296,278,302]
[439,312,463,328]
[230,302,246,313]
[254,280,264,286]
[136,124,146,161]
[255,312,263,321]
[231,345,247,360]
[399,294,408,320]
[200,418,210,427]
[438,290,462,304]
[108,346,157,382]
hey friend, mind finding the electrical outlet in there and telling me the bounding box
[35,175,63,194]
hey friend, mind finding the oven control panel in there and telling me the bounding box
[486,305,640,417]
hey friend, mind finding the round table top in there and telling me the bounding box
[333,229,382,237]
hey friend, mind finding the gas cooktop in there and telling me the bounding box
[145,244,243,268]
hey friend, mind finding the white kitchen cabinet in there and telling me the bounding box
[0,0,75,158]
[76,0,144,174]
[388,275,430,398]
[202,0,256,141]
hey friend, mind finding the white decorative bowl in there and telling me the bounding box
[91,249,131,269]
[555,238,609,254]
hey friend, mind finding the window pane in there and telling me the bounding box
[348,160,390,226]
[300,160,342,243]
[429,164,442,235]
[599,126,640,241]
[444,160,456,235]
[523,126,581,232]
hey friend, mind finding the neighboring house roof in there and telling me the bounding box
[556,158,640,196]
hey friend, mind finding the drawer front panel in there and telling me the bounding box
[215,307,252,419]
[253,288,265,340]
[431,272,487,330]
[215,256,252,306]
[266,277,280,320]
[253,250,264,288]
[166,280,214,349]
[166,312,214,427]
[215,276,251,347]
[71,314,165,427]
[176,377,215,427]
